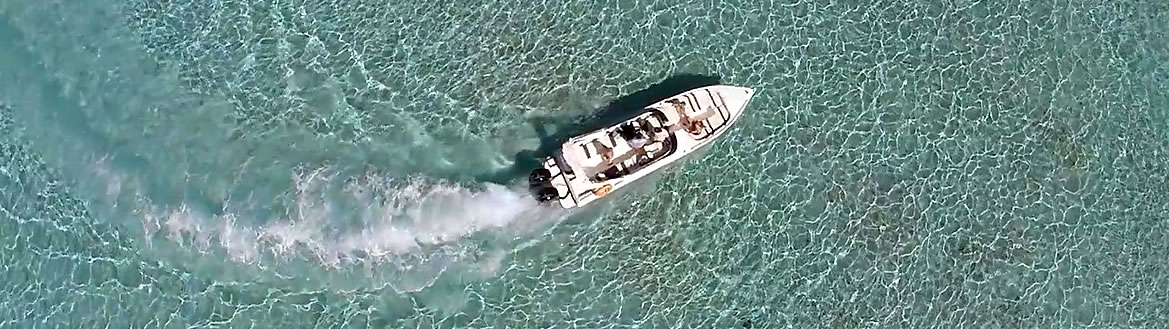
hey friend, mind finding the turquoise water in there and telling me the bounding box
[2,0,1168,327]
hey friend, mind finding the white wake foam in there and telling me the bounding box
[111,162,566,271]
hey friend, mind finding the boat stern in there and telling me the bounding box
[527,155,579,209]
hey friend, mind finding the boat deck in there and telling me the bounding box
[561,109,675,182]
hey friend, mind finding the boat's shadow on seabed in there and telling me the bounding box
[476,73,723,186]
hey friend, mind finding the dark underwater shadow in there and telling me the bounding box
[476,73,723,185]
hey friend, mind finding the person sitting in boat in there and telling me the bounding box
[684,119,705,134]
[618,122,649,148]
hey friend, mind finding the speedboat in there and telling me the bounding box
[527,84,756,209]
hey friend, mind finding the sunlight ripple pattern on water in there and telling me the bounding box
[1,0,1167,328]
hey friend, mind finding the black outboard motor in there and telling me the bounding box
[529,168,551,186]
[528,168,558,203]
[535,186,558,202]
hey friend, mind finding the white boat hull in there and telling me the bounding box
[527,84,756,209]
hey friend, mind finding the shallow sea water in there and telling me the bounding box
[1,0,1168,328]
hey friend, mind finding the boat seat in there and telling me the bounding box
[574,140,605,168]
[591,139,619,164]
[688,107,718,122]
[644,140,664,153]
[609,146,638,165]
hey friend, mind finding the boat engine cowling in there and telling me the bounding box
[528,168,551,186]
[535,186,558,202]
